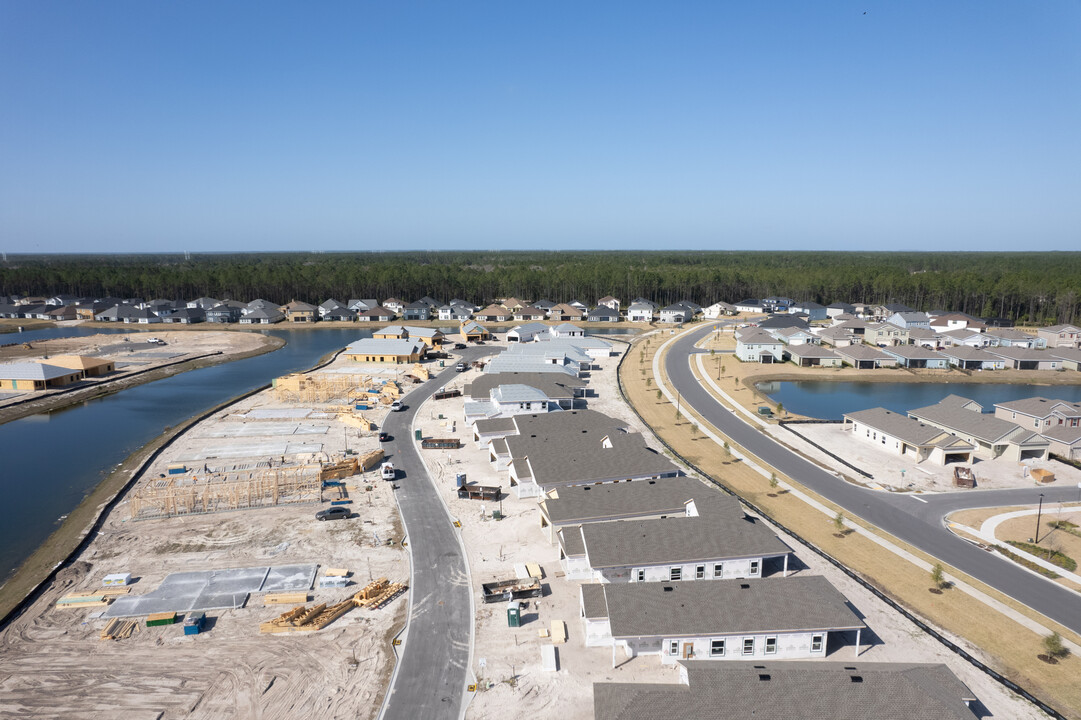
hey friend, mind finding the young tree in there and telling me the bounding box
[930,563,945,589]
[646,377,652,388]
[723,441,731,457]
[656,389,662,402]
[833,512,846,534]
[1043,632,1068,660]
[769,473,779,491]
[777,402,785,418]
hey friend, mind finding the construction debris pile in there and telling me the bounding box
[258,578,407,634]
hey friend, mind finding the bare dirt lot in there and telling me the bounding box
[0,354,414,720]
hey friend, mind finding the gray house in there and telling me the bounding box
[581,576,866,664]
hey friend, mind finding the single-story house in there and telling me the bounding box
[1040,425,1081,462]
[843,408,975,465]
[44,355,116,378]
[937,346,1005,370]
[993,396,1081,431]
[881,345,950,369]
[466,371,586,410]
[463,384,562,425]
[548,303,586,322]
[929,312,986,332]
[833,344,897,369]
[785,345,842,367]
[356,306,396,322]
[734,299,765,314]
[770,327,818,346]
[592,661,980,720]
[460,320,491,341]
[587,306,620,322]
[499,410,679,498]
[702,301,737,319]
[985,328,1044,349]
[475,305,511,322]
[549,323,585,338]
[908,395,1049,462]
[984,347,1062,371]
[374,325,408,340]
[813,326,861,348]
[559,515,792,582]
[939,329,990,348]
[514,306,548,321]
[0,362,84,391]
[1049,347,1081,371]
[581,576,866,663]
[342,338,426,364]
[506,322,549,343]
[537,476,741,544]
[906,327,944,348]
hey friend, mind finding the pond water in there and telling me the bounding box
[756,380,1081,421]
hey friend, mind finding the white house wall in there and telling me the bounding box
[597,557,764,584]
[620,631,831,664]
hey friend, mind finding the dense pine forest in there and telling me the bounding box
[2,251,1080,325]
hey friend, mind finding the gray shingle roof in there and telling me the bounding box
[491,384,550,403]
[581,516,791,568]
[909,398,1048,446]
[593,661,978,720]
[986,346,1058,361]
[835,344,892,361]
[883,345,947,361]
[466,372,585,401]
[541,477,739,525]
[506,427,677,487]
[600,576,864,638]
[558,527,586,557]
[474,417,517,435]
[581,584,608,619]
[995,396,1081,419]
[844,408,970,449]
[343,338,425,356]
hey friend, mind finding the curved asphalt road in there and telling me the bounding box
[379,348,491,720]
[667,324,1081,635]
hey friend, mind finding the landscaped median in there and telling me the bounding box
[621,328,1081,720]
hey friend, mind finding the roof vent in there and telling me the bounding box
[850,676,863,683]
[663,586,673,592]
[758,674,771,681]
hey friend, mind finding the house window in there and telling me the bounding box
[749,560,760,576]
[811,634,824,653]
[713,563,723,578]
[636,570,645,582]
[710,639,726,657]
[670,567,682,582]
[696,565,705,580]
[669,640,679,656]
[742,638,755,655]
[765,637,777,654]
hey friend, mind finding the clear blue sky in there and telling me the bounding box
[1,1,1078,252]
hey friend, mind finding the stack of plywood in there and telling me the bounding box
[358,449,385,472]
[56,593,113,609]
[264,592,310,606]
[412,363,429,381]
[358,582,406,610]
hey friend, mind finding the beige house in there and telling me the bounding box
[45,355,116,378]
[342,338,426,364]
[280,300,318,323]
[0,362,83,391]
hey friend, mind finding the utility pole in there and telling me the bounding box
[1034,493,1045,544]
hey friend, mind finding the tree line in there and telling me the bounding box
[2,251,1080,325]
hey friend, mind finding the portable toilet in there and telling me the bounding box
[456,473,466,488]
[415,429,422,441]
[506,601,522,628]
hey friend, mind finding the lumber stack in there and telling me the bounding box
[56,594,112,609]
[357,582,407,610]
[100,618,140,640]
[355,578,389,601]
[259,598,357,633]
[264,592,310,606]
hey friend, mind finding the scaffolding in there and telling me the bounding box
[129,464,324,519]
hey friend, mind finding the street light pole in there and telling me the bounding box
[1034,493,1045,544]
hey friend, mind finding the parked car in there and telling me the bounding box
[380,462,396,480]
[453,342,466,349]
[390,401,404,412]
[455,362,467,372]
[316,506,350,521]
[379,431,391,442]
